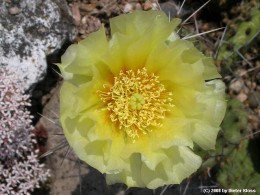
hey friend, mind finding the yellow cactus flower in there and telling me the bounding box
[58,10,226,189]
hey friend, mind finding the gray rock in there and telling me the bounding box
[0,0,77,91]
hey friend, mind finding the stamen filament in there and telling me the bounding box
[99,68,173,139]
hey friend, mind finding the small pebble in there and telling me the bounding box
[8,6,21,15]
[78,26,86,35]
[230,79,243,94]
[79,3,95,12]
[135,3,142,10]
[238,69,248,77]
[143,1,153,10]
[81,15,88,25]
[123,3,133,13]
[248,91,260,108]
[237,93,247,102]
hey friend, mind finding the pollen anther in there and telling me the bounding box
[99,68,173,139]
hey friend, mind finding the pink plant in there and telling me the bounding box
[0,67,49,194]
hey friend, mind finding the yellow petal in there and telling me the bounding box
[151,116,194,149]
[83,140,111,173]
[203,80,226,126]
[141,161,169,188]
[60,81,77,118]
[106,171,127,185]
[168,147,202,183]
[73,77,103,113]
[146,39,221,84]
[191,80,226,150]
[141,150,167,170]
[192,121,220,150]
[169,83,204,117]
[58,27,108,81]
[145,39,193,75]
[201,58,221,80]
[141,146,202,188]
[79,26,108,55]
[110,10,180,37]
[100,33,128,75]
[109,10,180,71]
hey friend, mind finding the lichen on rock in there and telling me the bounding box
[0,0,77,91]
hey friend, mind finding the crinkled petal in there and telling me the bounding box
[60,81,78,119]
[202,80,226,126]
[191,80,226,150]
[110,10,180,38]
[140,146,202,188]
[109,10,180,71]
[106,153,144,187]
[57,27,108,82]
[192,121,220,150]
[63,109,129,173]
[145,39,221,83]
[151,116,194,149]
[108,146,202,189]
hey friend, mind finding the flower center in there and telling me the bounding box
[99,68,173,139]
[130,93,145,110]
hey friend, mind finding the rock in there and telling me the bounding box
[79,2,95,12]
[229,79,243,94]
[78,16,101,39]
[135,3,142,10]
[0,0,77,91]
[143,0,154,10]
[8,6,21,15]
[237,92,247,102]
[123,3,133,13]
[72,168,107,195]
[248,91,260,109]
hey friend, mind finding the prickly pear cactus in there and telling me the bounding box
[217,1,260,61]
[198,99,260,194]
[217,140,260,193]
[207,1,260,190]
[220,99,247,144]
